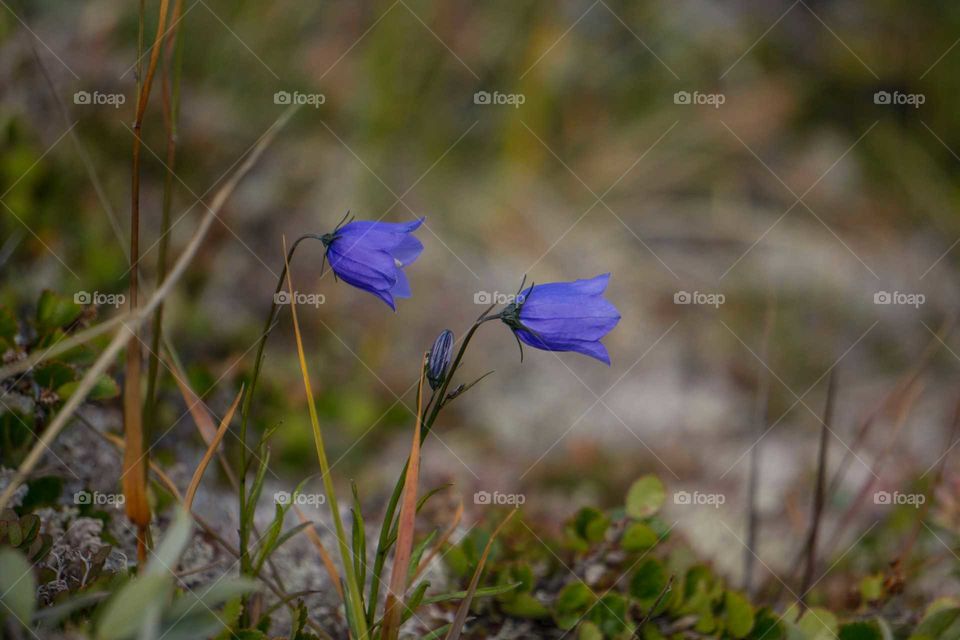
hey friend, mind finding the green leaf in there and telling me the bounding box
[578,620,603,640]
[22,476,64,511]
[400,580,430,624]
[351,480,367,591]
[421,624,452,640]
[33,361,75,389]
[724,590,755,639]
[911,606,960,640]
[554,582,595,630]
[0,548,36,628]
[572,507,610,544]
[159,609,228,640]
[797,607,839,640]
[421,582,521,606]
[168,577,258,617]
[750,607,786,640]
[57,375,120,401]
[501,592,550,619]
[622,521,660,552]
[839,621,883,640]
[408,529,438,582]
[859,574,884,603]
[147,507,193,576]
[587,593,630,637]
[96,574,171,639]
[629,558,668,603]
[626,475,665,518]
[36,289,82,333]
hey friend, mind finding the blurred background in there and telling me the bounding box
[3,0,960,602]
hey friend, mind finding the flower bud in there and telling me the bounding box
[427,329,454,390]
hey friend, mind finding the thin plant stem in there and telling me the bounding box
[238,232,322,614]
[145,0,186,446]
[799,371,836,607]
[366,306,497,626]
[124,0,173,565]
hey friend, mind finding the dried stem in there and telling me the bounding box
[798,371,836,606]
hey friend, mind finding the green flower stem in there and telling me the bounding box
[366,307,498,627]
[238,233,323,621]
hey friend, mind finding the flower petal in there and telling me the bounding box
[390,234,424,266]
[391,268,412,299]
[514,330,612,365]
[327,242,397,291]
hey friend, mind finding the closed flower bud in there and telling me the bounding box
[427,329,455,390]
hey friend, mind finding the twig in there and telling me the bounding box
[635,575,674,635]
[799,371,836,605]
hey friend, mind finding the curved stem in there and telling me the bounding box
[237,233,323,589]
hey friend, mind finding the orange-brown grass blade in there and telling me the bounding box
[121,356,150,563]
[294,505,344,603]
[380,355,427,640]
[411,498,463,584]
[184,386,243,511]
[445,509,517,640]
[163,346,240,490]
[166,353,219,445]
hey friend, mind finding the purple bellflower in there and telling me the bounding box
[499,273,621,365]
[321,216,425,310]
